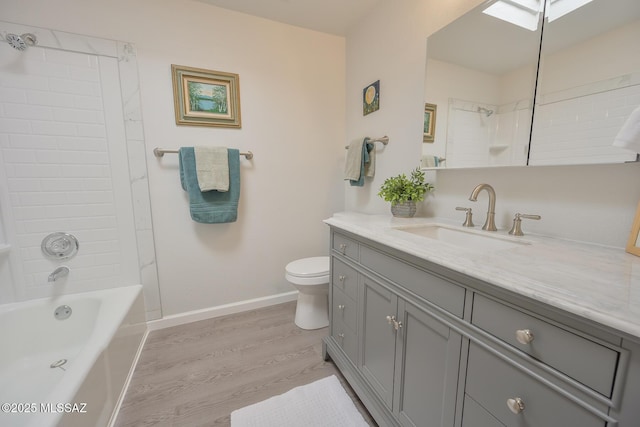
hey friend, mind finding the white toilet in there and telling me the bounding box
[285,256,330,330]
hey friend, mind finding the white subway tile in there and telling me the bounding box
[27,90,75,108]
[73,95,103,111]
[61,164,109,178]
[0,87,27,104]
[3,103,53,121]
[44,49,94,68]
[56,136,107,152]
[48,77,97,96]
[0,118,31,134]
[30,120,77,136]
[0,73,48,91]
[9,163,61,178]
[77,124,106,138]
[9,134,58,149]
[3,149,37,164]
[69,65,100,82]
[7,178,41,192]
[53,107,104,124]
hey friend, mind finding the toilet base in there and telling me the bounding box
[294,291,329,330]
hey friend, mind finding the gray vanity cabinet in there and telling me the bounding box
[324,227,640,427]
[359,275,461,426]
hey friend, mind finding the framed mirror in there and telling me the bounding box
[423,0,640,169]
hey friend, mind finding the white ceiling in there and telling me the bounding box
[194,0,384,36]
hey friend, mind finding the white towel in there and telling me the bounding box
[194,146,229,192]
[613,105,640,154]
[343,139,365,181]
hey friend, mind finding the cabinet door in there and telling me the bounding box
[359,274,398,410]
[394,300,462,427]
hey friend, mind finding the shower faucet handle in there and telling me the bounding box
[455,207,475,227]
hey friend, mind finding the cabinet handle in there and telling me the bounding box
[338,275,346,282]
[338,333,345,339]
[339,243,347,254]
[386,315,402,331]
[338,304,345,310]
[515,329,534,345]
[506,397,525,414]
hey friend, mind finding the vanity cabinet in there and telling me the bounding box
[324,227,638,427]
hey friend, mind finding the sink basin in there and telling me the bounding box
[393,224,530,252]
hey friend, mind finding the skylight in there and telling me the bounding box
[483,0,594,31]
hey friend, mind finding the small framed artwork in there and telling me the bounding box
[363,80,380,116]
[423,103,437,143]
[626,201,640,256]
[171,64,241,128]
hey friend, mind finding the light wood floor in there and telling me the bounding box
[114,301,376,426]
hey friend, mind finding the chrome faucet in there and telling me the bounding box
[48,266,70,282]
[468,184,497,231]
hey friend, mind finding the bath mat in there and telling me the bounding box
[230,375,369,427]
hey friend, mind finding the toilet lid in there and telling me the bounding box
[285,256,329,278]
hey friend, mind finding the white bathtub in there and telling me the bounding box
[0,285,147,427]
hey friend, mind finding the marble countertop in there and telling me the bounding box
[325,212,640,340]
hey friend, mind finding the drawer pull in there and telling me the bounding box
[515,329,534,345]
[506,397,525,414]
[339,243,347,254]
[338,304,345,310]
[338,333,345,339]
[338,275,346,282]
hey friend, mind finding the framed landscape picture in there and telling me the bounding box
[171,64,241,128]
[423,103,437,143]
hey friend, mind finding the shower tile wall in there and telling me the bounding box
[0,22,161,319]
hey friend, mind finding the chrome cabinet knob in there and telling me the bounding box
[338,275,346,282]
[338,333,345,339]
[339,243,347,254]
[338,304,345,310]
[386,315,396,325]
[386,315,402,331]
[507,397,525,414]
[516,329,534,345]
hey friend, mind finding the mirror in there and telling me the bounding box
[424,0,543,168]
[529,0,640,165]
[423,0,640,169]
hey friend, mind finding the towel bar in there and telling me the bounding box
[153,148,253,160]
[344,136,389,149]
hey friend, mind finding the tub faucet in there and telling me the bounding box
[48,266,70,282]
[469,183,497,231]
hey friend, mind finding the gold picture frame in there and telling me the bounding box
[423,103,437,143]
[626,201,640,256]
[171,64,241,128]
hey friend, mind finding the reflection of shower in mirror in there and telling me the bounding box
[477,106,494,117]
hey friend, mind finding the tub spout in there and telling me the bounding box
[48,266,69,282]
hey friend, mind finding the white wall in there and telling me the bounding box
[346,0,640,248]
[1,0,346,316]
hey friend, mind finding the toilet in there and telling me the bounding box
[285,256,330,330]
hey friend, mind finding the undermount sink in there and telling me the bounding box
[392,224,531,252]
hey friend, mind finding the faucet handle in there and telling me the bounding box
[455,207,475,227]
[508,213,541,236]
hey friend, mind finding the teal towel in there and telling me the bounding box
[179,147,240,223]
[350,138,373,187]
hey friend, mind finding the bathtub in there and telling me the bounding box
[0,285,147,427]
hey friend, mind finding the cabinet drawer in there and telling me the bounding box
[332,286,357,332]
[332,258,358,301]
[332,232,359,261]
[359,245,465,317]
[466,343,607,427]
[472,294,618,397]
[332,317,357,364]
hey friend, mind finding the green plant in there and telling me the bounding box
[378,167,434,205]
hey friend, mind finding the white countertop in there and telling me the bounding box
[325,212,640,340]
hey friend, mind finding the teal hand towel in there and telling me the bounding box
[179,147,240,223]
[349,138,373,187]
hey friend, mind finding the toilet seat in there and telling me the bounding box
[285,256,329,285]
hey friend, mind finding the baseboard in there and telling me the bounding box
[146,291,299,331]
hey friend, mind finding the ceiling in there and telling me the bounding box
[194,0,383,36]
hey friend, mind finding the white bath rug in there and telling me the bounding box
[230,375,370,427]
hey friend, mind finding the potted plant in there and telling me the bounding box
[378,167,434,218]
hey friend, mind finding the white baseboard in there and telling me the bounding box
[146,291,299,331]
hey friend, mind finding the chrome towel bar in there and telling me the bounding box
[153,148,253,160]
[344,136,389,149]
